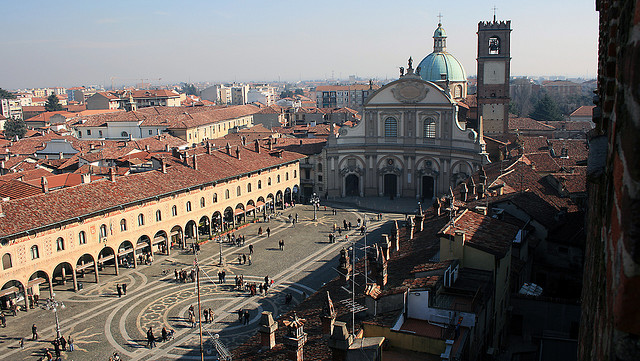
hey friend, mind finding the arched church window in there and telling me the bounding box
[2,253,11,270]
[488,36,500,55]
[424,119,436,138]
[384,117,398,137]
[121,131,129,138]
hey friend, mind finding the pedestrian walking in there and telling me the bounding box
[221,270,226,283]
[161,327,168,342]
[238,309,244,323]
[68,336,74,352]
[295,213,299,222]
[122,283,127,295]
[242,254,247,264]
[248,254,252,265]
[208,308,214,323]
[19,338,23,349]
[238,255,242,265]
[52,339,61,358]
[243,310,250,325]
[248,244,253,254]
[175,269,179,282]
[0,311,5,327]
[60,335,67,351]
[117,284,122,298]
[147,327,155,348]
[189,313,196,328]
[32,324,38,340]
[266,227,271,237]
[203,308,209,323]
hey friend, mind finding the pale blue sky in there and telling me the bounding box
[0,0,598,89]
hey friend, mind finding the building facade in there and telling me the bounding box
[324,62,487,200]
[0,146,304,308]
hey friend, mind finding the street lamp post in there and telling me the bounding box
[217,238,223,266]
[311,193,320,221]
[41,294,64,340]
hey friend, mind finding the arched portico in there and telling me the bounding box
[198,216,210,240]
[344,174,361,197]
[76,253,99,284]
[170,226,184,249]
[98,246,118,276]
[284,188,292,206]
[136,235,152,265]
[0,279,27,313]
[223,207,234,230]
[211,212,222,234]
[266,193,275,213]
[53,261,78,291]
[246,199,256,220]
[234,203,245,225]
[118,240,136,269]
[28,270,53,301]
[275,191,283,210]
[153,230,169,255]
[185,220,197,248]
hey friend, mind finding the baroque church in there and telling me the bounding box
[325,19,511,200]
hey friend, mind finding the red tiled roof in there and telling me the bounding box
[440,209,519,258]
[569,105,595,117]
[0,179,42,199]
[0,147,305,237]
[509,117,556,131]
[523,152,560,173]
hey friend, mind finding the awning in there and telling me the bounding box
[153,236,167,244]
[0,286,19,298]
[246,205,255,212]
[98,254,115,262]
[234,208,245,216]
[27,277,46,288]
[256,201,265,207]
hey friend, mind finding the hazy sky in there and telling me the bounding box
[1,0,598,89]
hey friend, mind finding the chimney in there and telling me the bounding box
[476,183,485,199]
[59,152,64,160]
[207,142,212,155]
[433,197,442,216]
[41,176,49,193]
[226,142,231,155]
[391,221,400,252]
[338,248,352,283]
[0,201,4,218]
[283,312,308,361]
[254,139,261,153]
[415,213,424,232]
[268,139,273,150]
[380,234,390,260]
[258,311,278,350]
[165,144,170,152]
[236,146,241,160]
[109,167,116,182]
[299,139,303,146]
[241,136,246,146]
[193,154,198,170]
[160,158,167,173]
[328,321,354,361]
[460,183,468,202]
[90,143,95,150]
[145,145,150,151]
[81,173,91,184]
[408,217,414,239]
[321,291,337,335]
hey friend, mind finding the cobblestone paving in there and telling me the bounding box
[0,205,404,360]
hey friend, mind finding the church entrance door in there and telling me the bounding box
[345,174,359,196]
[383,174,397,198]
[422,176,435,200]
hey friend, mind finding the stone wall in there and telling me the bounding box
[579,1,640,360]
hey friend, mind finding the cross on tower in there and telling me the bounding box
[437,13,443,24]
[492,5,498,22]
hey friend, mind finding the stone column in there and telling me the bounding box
[48,277,55,297]
[114,255,119,276]
[259,311,278,350]
[93,261,100,283]
[71,269,78,292]
[61,267,66,285]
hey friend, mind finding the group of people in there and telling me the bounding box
[146,326,174,349]
[37,329,74,360]
[175,268,197,283]
[225,233,245,246]
[257,227,271,237]
[237,309,251,325]
[237,253,251,265]
[139,252,153,266]
[217,270,227,283]
[116,283,128,297]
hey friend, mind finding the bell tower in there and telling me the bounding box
[477,14,511,135]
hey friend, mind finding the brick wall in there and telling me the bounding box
[579,1,640,360]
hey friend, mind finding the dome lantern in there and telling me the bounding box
[433,23,447,52]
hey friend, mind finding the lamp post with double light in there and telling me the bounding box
[41,294,64,340]
[311,193,320,221]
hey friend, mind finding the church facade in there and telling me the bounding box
[324,23,489,200]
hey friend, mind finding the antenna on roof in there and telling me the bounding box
[492,5,498,22]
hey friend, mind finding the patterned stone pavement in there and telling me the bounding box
[0,204,404,360]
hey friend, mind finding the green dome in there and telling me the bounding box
[434,23,446,37]
[417,52,467,82]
